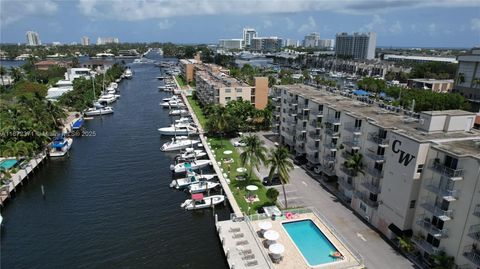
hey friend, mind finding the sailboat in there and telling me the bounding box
[84,78,114,116]
[160,137,200,151]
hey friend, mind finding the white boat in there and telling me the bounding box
[160,100,185,108]
[176,148,207,160]
[163,95,180,102]
[169,172,217,189]
[170,159,211,173]
[175,117,193,124]
[169,109,189,116]
[157,76,166,80]
[49,135,73,157]
[180,194,225,210]
[124,69,133,79]
[161,138,200,151]
[188,181,220,193]
[84,105,114,116]
[98,94,117,104]
[158,124,197,136]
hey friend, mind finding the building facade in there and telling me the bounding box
[242,28,257,47]
[452,48,480,111]
[303,32,320,48]
[179,59,200,83]
[96,37,119,45]
[384,54,458,64]
[407,79,454,93]
[251,37,283,52]
[81,36,90,46]
[218,39,244,50]
[318,39,335,50]
[335,32,376,60]
[26,31,41,46]
[272,84,480,268]
[195,64,268,109]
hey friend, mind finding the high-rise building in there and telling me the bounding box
[250,37,283,52]
[335,32,376,60]
[303,32,320,48]
[452,48,480,111]
[271,84,480,268]
[96,37,119,45]
[218,39,244,50]
[318,39,335,50]
[283,39,298,48]
[26,31,41,46]
[242,28,257,47]
[81,36,90,46]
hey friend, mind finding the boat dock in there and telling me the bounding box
[0,153,47,206]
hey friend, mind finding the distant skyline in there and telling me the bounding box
[1,0,479,48]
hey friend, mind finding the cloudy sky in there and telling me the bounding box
[1,0,479,47]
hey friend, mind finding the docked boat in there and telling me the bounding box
[158,124,197,136]
[84,105,114,116]
[157,76,166,80]
[161,137,200,151]
[169,109,189,116]
[160,100,185,108]
[162,95,180,102]
[170,160,211,173]
[98,94,118,104]
[71,118,84,130]
[188,181,220,193]
[124,68,133,79]
[169,172,217,189]
[180,194,225,210]
[49,134,73,157]
[176,148,207,160]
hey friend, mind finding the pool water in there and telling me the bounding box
[283,219,339,266]
[0,159,18,170]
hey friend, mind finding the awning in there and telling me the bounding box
[192,193,204,201]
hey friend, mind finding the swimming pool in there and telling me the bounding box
[0,159,18,170]
[282,219,339,266]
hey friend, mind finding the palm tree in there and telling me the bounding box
[0,66,6,87]
[2,141,31,161]
[431,251,454,269]
[344,153,365,177]
[239,134,267,185]
[266,146,294,208]
[9,67,23,82]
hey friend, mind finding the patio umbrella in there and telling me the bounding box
[258,221,272,230]
[236,167,247,173]
[246,185,259,191]
[264,230,280,241]
[223,150,233,155]
[269,243,285,255]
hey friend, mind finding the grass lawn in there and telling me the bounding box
[175,75,187,87]
[187,96,207,128]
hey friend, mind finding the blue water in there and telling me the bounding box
[283,220,338,266]
[0,159,17,170]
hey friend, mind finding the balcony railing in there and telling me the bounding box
[307,153,319,164]
[309,119,322,129]
[421,200,454,221]
[412,236,443,255]
[325,116,341,125]
[361,180,381,194]
[431,160,464,179]
[367,132,389,146]
[354,191,379,208]
[474,204,480,218]
[468,224,480,241]
[343,139,360,150]
[463,245,480,266]
[344,124,362,134]
[365,166,384,178]
[424,181,459,201]
[308,131,322,140]
[323,142,337,151]
[366,148,385,162]
[325,127,340,137]
[416,216,449,238]
[340,165,357,177]
[324,155,336,163]
[341,151,354,159]
[338,176,353,191]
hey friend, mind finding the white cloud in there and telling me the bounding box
[263,19,273,29]
[285,17,295,30]
[298,16,316,33]
[158,19,173,30]
[76,0,480,21]
[471,18,480,31]
[1,0,58,25]
[361,14,385,32]
[389,21,402,34]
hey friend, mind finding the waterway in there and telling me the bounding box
[0,53,230,269]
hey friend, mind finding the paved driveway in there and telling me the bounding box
[234,132,415,269]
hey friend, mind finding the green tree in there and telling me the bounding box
[344,153,365,177]
[266,146,294,208]
[431,251,454,269]
[0,66,6,87]
[9,67,23,82]
[266,188,280,203]
[239,134,267,185]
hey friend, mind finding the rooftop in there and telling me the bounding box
[197,64,251,88]
[408,78,454,84]
[433,139,480,159]
[274,84,480,142]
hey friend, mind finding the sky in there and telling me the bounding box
[0,0,479,48]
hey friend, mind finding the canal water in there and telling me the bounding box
[0,53,230,269]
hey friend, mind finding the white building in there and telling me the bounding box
[303,32,320,48]
[242,28,257,47]
[81,36,90,46]
[26,31,41,46]
[335,32,377,60]
[283,39,298,48]
[97,37,119,45]
[452,48,480,111]
[250,37,283,52]
[318,39,334,50]
[218,39,244,50]
[271,84,480,268]
[383,54,458,64]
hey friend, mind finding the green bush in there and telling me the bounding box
[266,188,279,203]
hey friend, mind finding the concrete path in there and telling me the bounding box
[233,132,415,269]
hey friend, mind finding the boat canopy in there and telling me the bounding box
[52,135,67,148]
[192,193,204,201]
[72,118,84,129]
[353,89,369,96]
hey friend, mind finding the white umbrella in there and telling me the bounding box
[246,185,259,191]
[258,221,272,230]
[269,243,285,255]
[223,150,233,155]
[264,230,280,241]
[236,167,247,173]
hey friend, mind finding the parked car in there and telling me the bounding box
[262,174,281,186]
[293,155,307,165]
[234,140,246,147]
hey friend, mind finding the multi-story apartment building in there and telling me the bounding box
[242,28,257,47]
[179,59,200,83]
[195,64,268,109]
[335,32,376,60]
[251,37,283,52]
[318,39,334,50]
[218,39,244,50]
[272,84,480,268]
[407,78,454,93]
[26,31,41,46]
[81,36,90,46]
[96,37,119,45]
[452,48,480,111]
[303,32,320,48]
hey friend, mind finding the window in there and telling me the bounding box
[236,88,243,93]
[335,111,341,119]
[416,164,424,173]
[369,193,378,202]
[376,146,385,156]
[225,97,231,102]
[225,88,232,93]
[409,200,416,209]
[318,104,323,111]
[237,97,243,101]
[355,119,362,128]
[251,88,255,95]
[360,202,367,212]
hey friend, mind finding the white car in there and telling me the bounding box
[234,140,246,147]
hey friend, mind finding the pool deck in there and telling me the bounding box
[0,153,47,206]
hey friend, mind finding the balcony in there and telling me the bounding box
[361,179,381,194]
[297,114,309,121]
[316,164,336,176]
[367,132,389,147]
[297,134,307,142]
[474,205,480,217]
[431,160,464,180]
[424,181,459,202]
[344,124,362,135]
[463,245,480,266]
[468,224,480,241]
[325,127,340,137]
[421,200,454,221]
[309,119,322,129]
[354,191,379,208]
[341,151,354,159]
[340,164,357,177]
[343,139,360,150]
[308,131,322,141]
[325,116,341,125]
[307,153,319,164]
[416,216,449,238]
[323,142,338,151]
[307,141,320,151]
[365,166,384,178]
[412,236,443,255]
[324,155,336,164]
[338,176,353,191]
[366,148,385,162]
